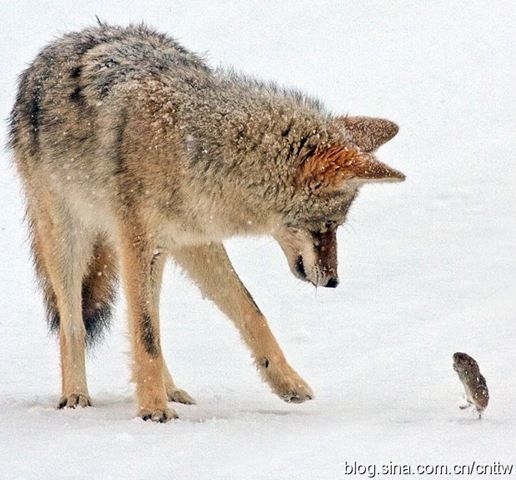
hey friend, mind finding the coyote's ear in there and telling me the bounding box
[333,116,399,152]
[297,145,405,190]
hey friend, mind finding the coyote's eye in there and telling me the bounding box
[324,220,337,230]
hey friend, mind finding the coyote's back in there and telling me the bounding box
[9,23,209,171]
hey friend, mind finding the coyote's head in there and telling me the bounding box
[274,116,404,288]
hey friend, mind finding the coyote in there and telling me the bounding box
[9,24,404,422]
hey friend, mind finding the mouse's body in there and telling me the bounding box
[453,352,489,418]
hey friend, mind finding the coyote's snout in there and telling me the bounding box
[9,23,404,422]
[275,226,339,288]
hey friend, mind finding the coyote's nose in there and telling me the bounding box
[325,277,339,288]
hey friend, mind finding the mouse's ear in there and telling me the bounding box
[296,145,405,191]
[332,116,399,152]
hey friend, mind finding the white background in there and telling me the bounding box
[1,1,515,479]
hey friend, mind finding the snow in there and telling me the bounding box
[1,1,515,479]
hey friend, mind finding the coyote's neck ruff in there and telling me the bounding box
[9,23,404,422]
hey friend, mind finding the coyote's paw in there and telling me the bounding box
[261,360,314,404]
[58,393,92,409]
[139,407,178,423]
[166,387,196,405]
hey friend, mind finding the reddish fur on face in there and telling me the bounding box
[297,145,405,190]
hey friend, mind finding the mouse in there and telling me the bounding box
[453,352,489,418]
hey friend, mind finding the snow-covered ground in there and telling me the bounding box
[1,1,515,479]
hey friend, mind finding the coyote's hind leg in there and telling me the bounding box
[163,363,196,405]
[30,201,94,408]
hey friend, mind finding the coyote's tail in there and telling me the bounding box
[79,241,118,344]
[31,230,118,346]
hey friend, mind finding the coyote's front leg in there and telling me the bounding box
[171,242,313,403]
[119,227,177,422]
